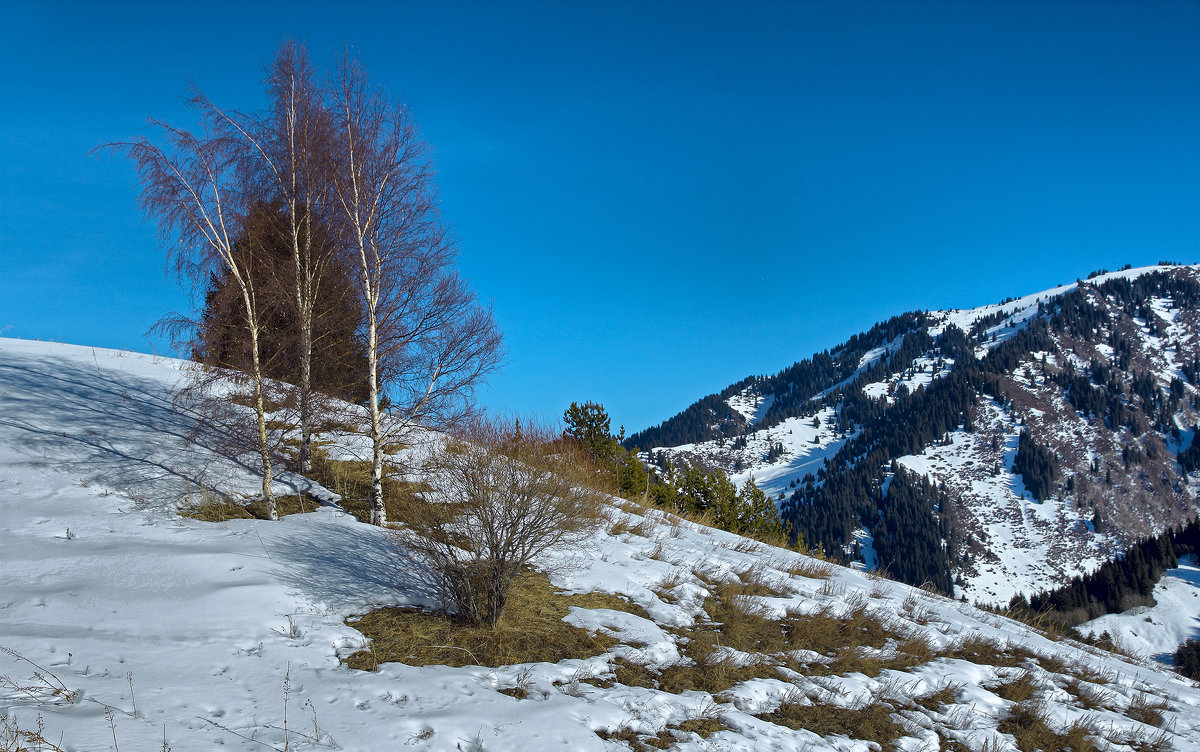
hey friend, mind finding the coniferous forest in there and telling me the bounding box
[1012,517,1200,628]
[627,267,1200,598]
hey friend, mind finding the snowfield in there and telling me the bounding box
[4,337,1200,751]
[894,399,1114,606]
[1080,556,1200,664]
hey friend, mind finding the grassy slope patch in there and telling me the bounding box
[343,572,645,669]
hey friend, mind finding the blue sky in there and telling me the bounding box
[2,1,1198,435]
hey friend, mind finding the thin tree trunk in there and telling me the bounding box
[367,307,386,526]
[244,288,277,521]
[298,316,312,473]
[291,202,314,475]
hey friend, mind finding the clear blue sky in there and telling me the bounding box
[2,1,1198,434]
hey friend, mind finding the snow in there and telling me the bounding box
[657,408,849,499]
[860,355,954,406]
[894,400,1111,605]
[1080,556,1200,664]
[6,336,1200,751]
[928,265,1189,356]
[727,387,773,426]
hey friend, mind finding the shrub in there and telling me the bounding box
[1174,637,1200,679]
[395,418,606,627]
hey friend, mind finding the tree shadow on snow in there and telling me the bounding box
[266,518,440,613]
[0,349,286,508]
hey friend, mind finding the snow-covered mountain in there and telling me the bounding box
[631,264,1200,604]
[7,337,1200,750]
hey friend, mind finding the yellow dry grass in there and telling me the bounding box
[179,493,315,521]
[758,699,903,747]
[343,572,644,670]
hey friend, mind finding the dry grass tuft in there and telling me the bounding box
[1126,692,1169,727]
[782,556,834,580]
[1104,724,1175,752]
[180,493,316,521]
[674,717,728,738]
[594,719,728,752]
[627,518,656,538]
[1066,677,1114,710]
[999,700,1098,752]
[915,682,961,711]
[893,632,938,665]
[342,572,643,669]
[757,698,903,747]
[1066,662,1114,686]
[609,518,632,536]
[992,670,1038,703]
[732,564,793,598]
[179,494,255,521]
[594,726,651,749]
[730,537,764,554]
[947,634,1026,668]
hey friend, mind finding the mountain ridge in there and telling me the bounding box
[632,263,1200,605]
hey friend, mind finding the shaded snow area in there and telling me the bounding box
[656,406,848,499]
[1080,556,1200,665]
[895,400,1111,606]
[726,388,773,426]
[6,338,1200,751]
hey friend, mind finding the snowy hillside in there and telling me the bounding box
[638,264,1200,603]
[5,337,1200,751]
[1079,556,1200,664]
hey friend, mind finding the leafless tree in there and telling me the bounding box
[106,116,280,520]
[397,419,606,626]
[195,41,340,474]
[327,53,503,526]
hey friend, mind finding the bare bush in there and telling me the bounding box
[396,419,606,627]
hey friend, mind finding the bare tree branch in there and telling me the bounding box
[327,52,503,526]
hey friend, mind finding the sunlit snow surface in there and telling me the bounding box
[1080,556,1200,664]
[4,338,1200,751]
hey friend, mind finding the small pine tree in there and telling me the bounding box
[563,401,623,462]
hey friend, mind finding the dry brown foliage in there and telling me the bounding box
[343,571,639,669]
[757,697,903,746]
[393,418,607,626]
[998,699,1099,752]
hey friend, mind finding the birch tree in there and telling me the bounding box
[109,117,279,519]
[195,41,338,474]
[328,54,503,526]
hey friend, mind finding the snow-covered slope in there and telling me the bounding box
[648,265,1190,495]
[641,264,1200,604]
[1079,556,1200,663]
[5,337,1200,751]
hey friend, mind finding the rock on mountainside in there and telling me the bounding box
[630,264,1200,604]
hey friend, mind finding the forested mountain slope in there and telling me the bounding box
[632,264,1200,604]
